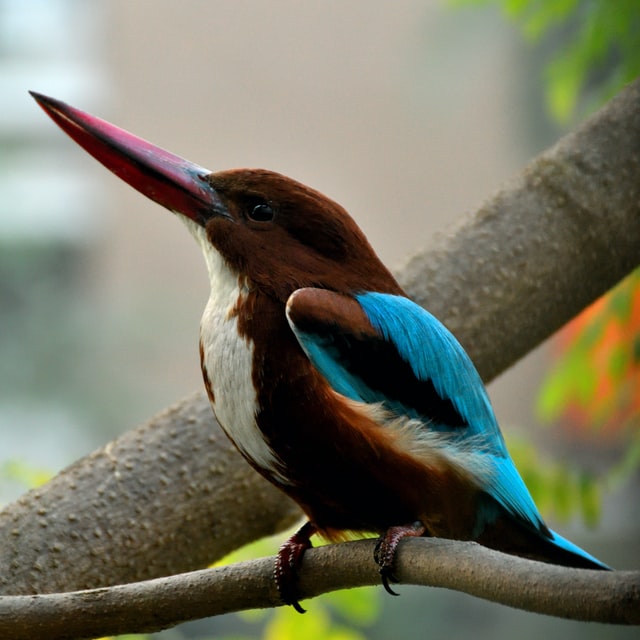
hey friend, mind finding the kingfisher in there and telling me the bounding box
[31,92,610,612]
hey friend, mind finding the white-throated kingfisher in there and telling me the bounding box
[31,91,610,612]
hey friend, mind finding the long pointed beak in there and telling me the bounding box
[30,91,226,226]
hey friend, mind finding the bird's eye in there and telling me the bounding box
[248,202,275,222]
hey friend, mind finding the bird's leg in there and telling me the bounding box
[374,521,426,595]
[274,521,317,613]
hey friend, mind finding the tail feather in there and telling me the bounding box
[546,528,611,570]
[477,514,611,570]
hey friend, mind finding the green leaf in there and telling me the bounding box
[0,459,52,491]
[506,434,604,525]
[545,48,586,123]
[573,360,597,407]
[536,366,570,421]
[450,0,640,122]
[608,344,629,381]
[503,0,530,17]
[520,0,578,41]
[609,287,633,321]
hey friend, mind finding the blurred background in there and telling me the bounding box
[0,1,637,639]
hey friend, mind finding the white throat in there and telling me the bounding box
[181,218,289,484]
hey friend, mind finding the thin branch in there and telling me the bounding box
[0,539,638,640]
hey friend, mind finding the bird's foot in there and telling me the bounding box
[374,521,426,595]
[274,521,317,613]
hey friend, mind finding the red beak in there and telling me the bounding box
[30,91,225,225]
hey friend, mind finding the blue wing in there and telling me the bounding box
[285,291,533,523]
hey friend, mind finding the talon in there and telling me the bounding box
[274,521,317,613]
[375,521,426,596]
[380,566,400,596]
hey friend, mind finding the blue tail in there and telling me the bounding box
[547,528,611,570]
[476,498,611,570]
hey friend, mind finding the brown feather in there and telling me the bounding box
[231,287,480,540]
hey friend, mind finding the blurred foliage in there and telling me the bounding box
[451,0,640,523]
[0,459,52,507]
[537,269,640,484]
[0,459,52,494]
[538,269,640,436]
[451,0,640,122]
[507,436,603,526]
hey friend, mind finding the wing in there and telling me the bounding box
[285,288,545,531]
[286,288,501,444]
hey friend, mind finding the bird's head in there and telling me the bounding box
[31,92,401,301]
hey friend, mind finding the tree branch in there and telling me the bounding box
[0,392,301,595]
[1,78,639,631]
[1,540,638,640]
[398,76,640,379]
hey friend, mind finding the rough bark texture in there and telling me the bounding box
[0,79,639,628]
[0,394,301,595]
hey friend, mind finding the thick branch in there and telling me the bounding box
[1,540,638,640]
[399,77,640,379]
[0,393,301,595]
[1,79,639,603]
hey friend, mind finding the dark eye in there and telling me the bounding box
[248,202,275,222]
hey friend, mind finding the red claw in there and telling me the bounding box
[274,521,317,613]
[374,521,426,595]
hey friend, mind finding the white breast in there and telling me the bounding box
[183,220,289,484]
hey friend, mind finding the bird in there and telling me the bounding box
[30,91,610,612]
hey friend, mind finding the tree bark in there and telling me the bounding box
[0,393,301,596]
[0,78,639,627]
[1,539,638,640]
